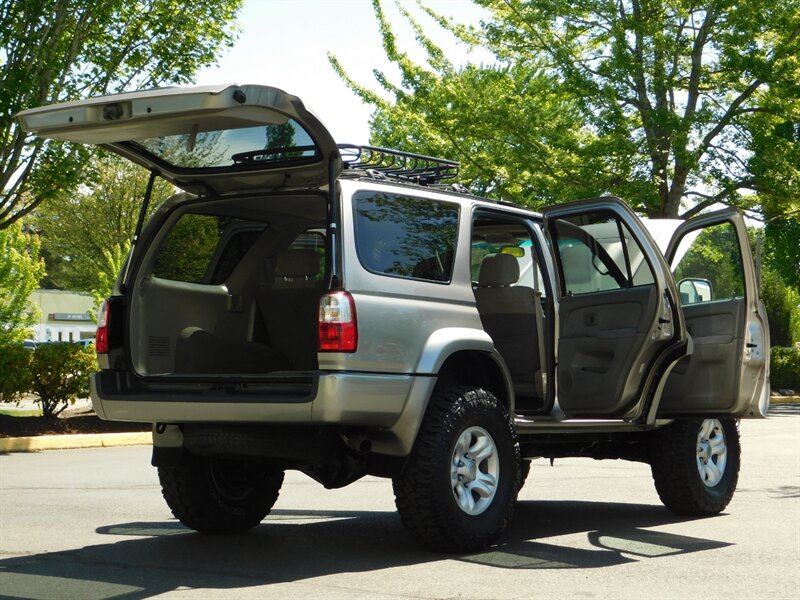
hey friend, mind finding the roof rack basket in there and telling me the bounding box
[338,144,459,185]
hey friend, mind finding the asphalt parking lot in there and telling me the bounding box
[1,405,798,599]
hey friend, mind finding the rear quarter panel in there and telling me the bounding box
[319,181,483,374]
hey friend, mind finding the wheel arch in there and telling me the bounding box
[370,334,513,459]
[434,350,513,414]
[415,327,512,410]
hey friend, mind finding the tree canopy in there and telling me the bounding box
[34,151,173,305]
[0,221,45,337]
[332,0,800,220]
[0,0,242,229]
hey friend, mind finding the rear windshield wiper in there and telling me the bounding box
[231,145,318,164]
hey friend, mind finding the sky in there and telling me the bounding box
[194,0,491,145]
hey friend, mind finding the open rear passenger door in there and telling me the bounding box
[543,197,688,419]
[658,209,769,418]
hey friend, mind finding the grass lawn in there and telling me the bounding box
[0,407,42,417]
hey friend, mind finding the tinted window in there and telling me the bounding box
[209,227,264,284]
[471,218,544,296]
[133,120,317,169]
[551,211,655,295]
[353,192,459,283]
[152,214,265,284]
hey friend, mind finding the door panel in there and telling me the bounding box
[543,197,684,419]
[660,299,743,412]
[659,209,769,418]
[558,286,657,414]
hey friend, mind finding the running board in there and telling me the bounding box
[514,417,672,434]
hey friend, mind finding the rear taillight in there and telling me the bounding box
[95,300,110,353]
[318,291,357,352]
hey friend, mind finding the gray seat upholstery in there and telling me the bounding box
[474,253,541,397]
[257,248,324,371]
[175,326,291,374]
[273,248,321,287]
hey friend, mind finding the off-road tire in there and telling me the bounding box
[650,418,740,516]
[158,454,284,534]
[393,386,519,553]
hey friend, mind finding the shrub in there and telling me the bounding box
[0,334,32,403]
[28,343,98,418]
[771,347,800,391]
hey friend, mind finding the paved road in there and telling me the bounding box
[1,407,798,600]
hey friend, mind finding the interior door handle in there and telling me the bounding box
[746,343,758,348]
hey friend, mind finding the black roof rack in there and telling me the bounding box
[339,144,459,185]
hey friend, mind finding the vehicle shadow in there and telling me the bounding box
[0,500,730,599]
[463,500,729,570]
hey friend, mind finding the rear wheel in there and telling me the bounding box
[393,386,519,552]
[650,418,740,516]
[158,455,284,534]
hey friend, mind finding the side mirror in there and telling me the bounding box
[678,278,713,305]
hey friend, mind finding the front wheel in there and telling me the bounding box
[393,386,520,552]
[650,418,740,516]
[158,455,284,534]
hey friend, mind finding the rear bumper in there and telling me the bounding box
[90,370,436,455]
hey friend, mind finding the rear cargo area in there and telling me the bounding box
[127,193,329,377]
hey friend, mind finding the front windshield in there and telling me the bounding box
[132,120,317,169]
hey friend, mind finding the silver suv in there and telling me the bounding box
[19,85,770,552]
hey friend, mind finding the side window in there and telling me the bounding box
[671,222,744,305]
[471,217,541,294]
[353,191,459,283]
[551,211,655,296]
[208,227,265,284]
[152,214,265,284]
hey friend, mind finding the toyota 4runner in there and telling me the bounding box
[18,85,770,552]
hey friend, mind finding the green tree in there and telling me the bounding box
[760,268,795,347]
[0,0,242,229]
[334,0,800,217]
[152,213,222,283]
[331,2,600,205]
[28,342,97,418]
[34,151,173,304]
[764,214,800,292]
[0,221,45,336]
[0,334,31,402]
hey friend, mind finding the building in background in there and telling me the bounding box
[28,289,95,343]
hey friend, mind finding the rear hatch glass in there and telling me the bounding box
[16,84,340,194]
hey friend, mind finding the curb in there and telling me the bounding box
[0,431,151,454]
[769,395,800,405]
[1,398,797,454]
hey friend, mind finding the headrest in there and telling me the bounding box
[275,248,320,278]
[479,253,519,287]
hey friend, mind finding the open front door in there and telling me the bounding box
[659,209,769,418]
[543,197,686,418]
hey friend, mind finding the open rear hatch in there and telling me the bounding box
[19,85,343,386]
[17,84,342,194]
